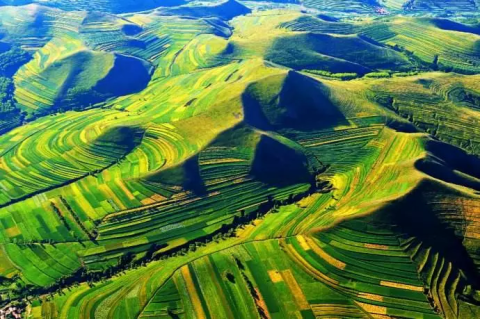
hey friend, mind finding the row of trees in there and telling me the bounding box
[0,46,30,134]
[0,77,15,112]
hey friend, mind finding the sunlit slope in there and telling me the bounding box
[13,37,152,115]
[144,129,480,319]
[0,5,87,49]
[0,121,144,207]
[0,4,230,64]
[363,72,480,155]
[40,122,480,319]
[361,17,480,74]
[0,7,478,319]
[223,12,414,75]
[3,6,235,117]
[302,0,480,12]
[301,0,377,13]
[279,15,480,75]
[0,0,184,13]
[0,59,298,285]
[401,0,479,12]
[4,67,480,318]
[265,33,413,75]
[2,0,479,14]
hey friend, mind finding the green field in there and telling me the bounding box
[0,0,480,318]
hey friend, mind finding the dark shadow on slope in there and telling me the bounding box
[0,42,10,53]
[146,155,207,196]
[96,126,145,153]
[53,52,152,111]
[430,18,480,36]
[324,180,480,288]
[0,46,31,77]
[265,33,413,74]
[121,24,143,36]
[203,18,233,38]
[155,0,251,20]
[250,135,311,187]
[317,14,339,22]
[241,89,273,131]
[94,53,153,97]
[415,140,480,192]
[242,71,348,131]
[447,86,480,110]
[385,118,419,133]
[390,181,480,287]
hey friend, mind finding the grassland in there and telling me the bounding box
[0,0,183,14]
[0,2,479,319]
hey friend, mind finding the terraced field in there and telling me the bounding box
[0,1,479,318]
[0,0,178,14]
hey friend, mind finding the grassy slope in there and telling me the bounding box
[14,37,152,116]
[0,0,185,13]
[155,0,252,20]
[0,6,478,319]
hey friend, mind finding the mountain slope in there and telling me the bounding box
[0,5,480,319]
[243,71,348,130]
[14,38,152,116]
[155,0,251,20]
[0,0,185,13]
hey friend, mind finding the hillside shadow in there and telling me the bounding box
[242,71,349,132]
[415,140,480,192]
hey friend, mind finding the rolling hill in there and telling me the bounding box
[154,0,251,20]
[0,1,479,319]
[0,0,185,13]
[14,37,153,116]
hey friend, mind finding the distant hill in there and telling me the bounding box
[14,38,152,116]
[266,33,413,75]
[400,0,479,12]
[0,0,185,13]
[2,0,479,13]
[301,0,480,12]
[154,0,251,20]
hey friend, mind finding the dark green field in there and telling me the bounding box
[0,0,479,318]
